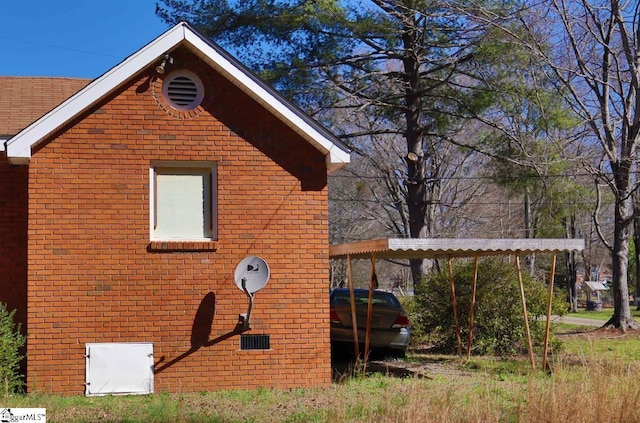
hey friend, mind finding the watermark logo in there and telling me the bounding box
[0,409,46,422]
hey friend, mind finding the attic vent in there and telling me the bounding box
[162,70,204,111]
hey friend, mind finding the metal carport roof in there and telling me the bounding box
[329,237,585,259]
[329,237,585,371]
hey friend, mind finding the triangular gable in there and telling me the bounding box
[4,22,350,172]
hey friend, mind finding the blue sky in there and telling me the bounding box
[1,1,170,78]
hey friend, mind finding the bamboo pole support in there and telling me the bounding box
[466,256,479,359]
[363,253,376,373]
[516,256,536,369]
[542,254,557,371]
[448,258,462,356]
[347,255,360,360]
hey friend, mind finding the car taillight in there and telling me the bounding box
[392,313,410,328]
[330,307,341,324]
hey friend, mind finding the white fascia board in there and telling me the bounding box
[5,25,186,164]
[182,30,351,169]
[0,139,6,152]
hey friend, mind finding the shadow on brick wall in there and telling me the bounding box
[154,291,247,374]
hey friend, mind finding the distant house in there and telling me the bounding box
[0,22,350,395]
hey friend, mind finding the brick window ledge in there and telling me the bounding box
[148,240,218,252]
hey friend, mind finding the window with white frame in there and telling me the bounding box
[151,162,217,240]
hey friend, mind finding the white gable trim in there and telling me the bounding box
[5,23,350,171]
[5,27,184,164]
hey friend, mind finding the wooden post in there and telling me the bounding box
[448,258,463,356]
[363,253,376,373]
[347,255,359,360]
[542,255,557,371]
[516,256,536,369]
[467,256,479,359]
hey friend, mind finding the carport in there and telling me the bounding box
[329,238,585,370]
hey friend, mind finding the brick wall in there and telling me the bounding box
[24,48,332,394]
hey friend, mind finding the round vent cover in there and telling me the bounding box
[162,70,204,111]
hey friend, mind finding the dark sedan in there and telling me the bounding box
[329,288,410,357]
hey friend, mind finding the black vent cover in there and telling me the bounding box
[166,76,198,106]
[240,334,270,350]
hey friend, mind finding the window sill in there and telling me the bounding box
[147,240,218,252]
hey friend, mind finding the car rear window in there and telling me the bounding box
[331,290,400,307]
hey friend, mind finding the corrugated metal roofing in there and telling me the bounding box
[585,281,608,291]
[329,238,585,259]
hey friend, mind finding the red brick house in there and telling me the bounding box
[0,22,350,395]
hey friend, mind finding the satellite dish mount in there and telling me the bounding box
[234,256,270,330]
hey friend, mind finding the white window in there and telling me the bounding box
[151,162,217,240]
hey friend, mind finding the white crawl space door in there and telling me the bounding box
[85,342,154,396]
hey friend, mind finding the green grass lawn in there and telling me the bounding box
[5,333,640,423]
[4,326,640,422]
[556,308,640,361]
[5,340,640,423]
[568,307,640,321]
[559,331,640,361]
[570,309,612,320]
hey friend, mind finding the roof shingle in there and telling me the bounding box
[0,76,90,137]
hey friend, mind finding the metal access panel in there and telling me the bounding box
[85,342,154,396]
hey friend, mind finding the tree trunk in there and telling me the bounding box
[402,22,434,290]
[566,251,578,312]
[605,196,640,330]
[563,216,579,312]
[634,206,640,310]
[523,187,536,274]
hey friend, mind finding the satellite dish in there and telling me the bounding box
[234,256,270,294]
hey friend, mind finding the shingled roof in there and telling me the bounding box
[0,76,90,138]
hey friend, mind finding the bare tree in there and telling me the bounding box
[158,0,521,290]
[328,114,489,289]
[515,0,640,329]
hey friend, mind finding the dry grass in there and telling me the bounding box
[4,330,640,422]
